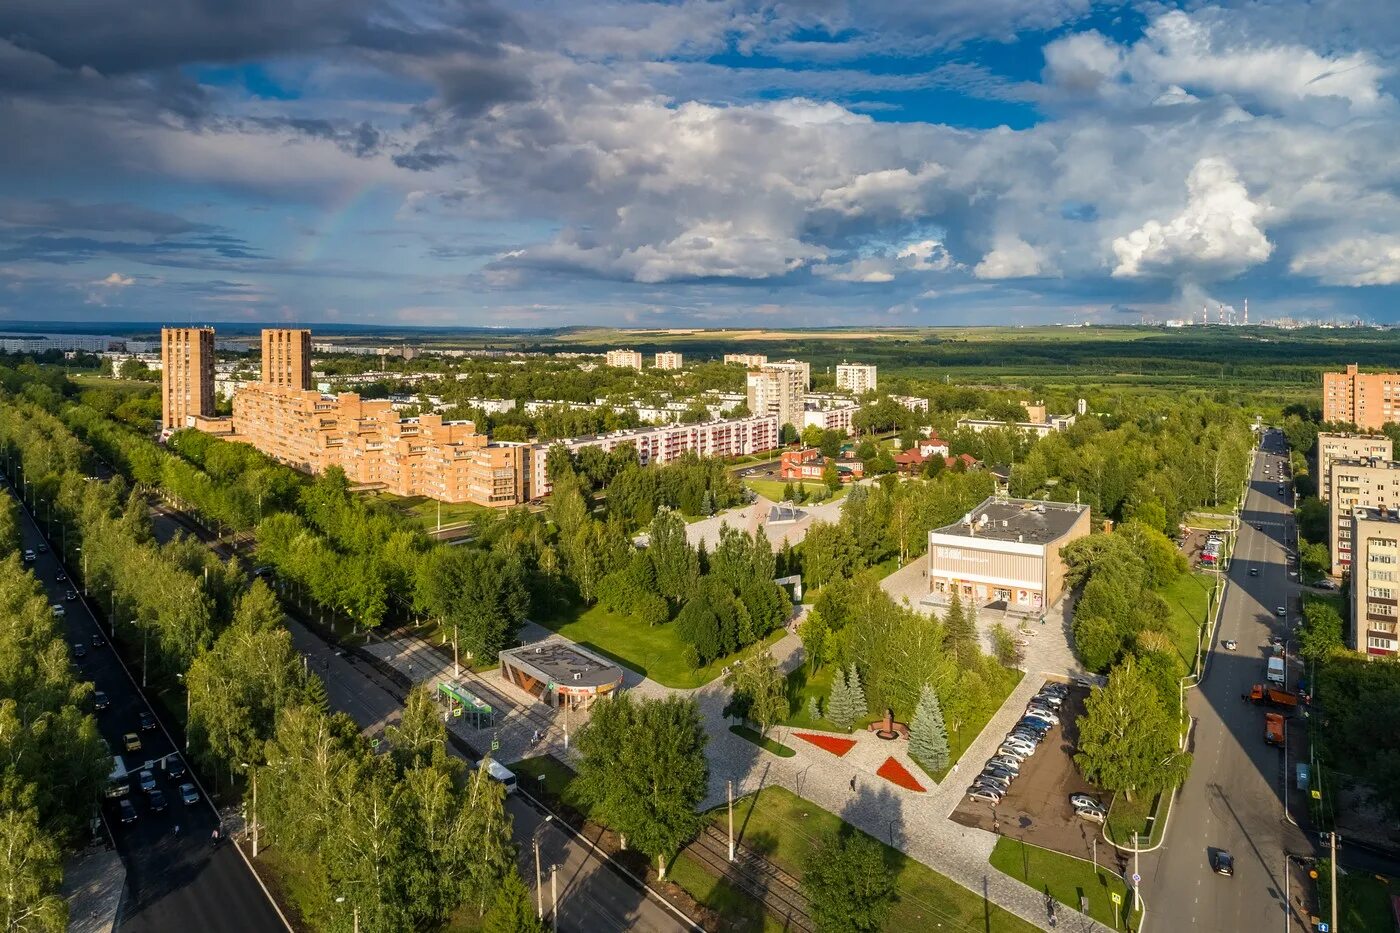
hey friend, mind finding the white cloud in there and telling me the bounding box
[897,238,956,272]
[973,236,1046,279]
[1112,157,1273,279]
[98,272,134,286]
[1291,236,1400,286]
[812,258,895,283]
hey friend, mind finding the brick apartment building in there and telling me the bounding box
[1323,364,1400,430]
[654,351,683,370]
[261,328,312,390]
[723,353,767,367]
[747,365,805,429]
[1346,506,1400,656]
[835,363,877,394]
[604,349,643,370]
[161,327,215,431]
[1317,432,1393,502]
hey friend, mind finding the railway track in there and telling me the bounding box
[682,824,813,932]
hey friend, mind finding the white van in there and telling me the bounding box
[485,760,517,795]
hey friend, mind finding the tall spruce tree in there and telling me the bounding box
[908,684,950,773]
[826,666,856,730]
[942,591,978,666]
[845,664,867,721]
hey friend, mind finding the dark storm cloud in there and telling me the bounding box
[249,118,383,157]
[0,198,216,236]
[0,232,261,265]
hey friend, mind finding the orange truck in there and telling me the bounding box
[1265,712,1285,746]
[1245,684,1299,709]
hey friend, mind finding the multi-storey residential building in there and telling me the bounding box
[926,497,1091,615]
[802,402,859,436]
[891,395,929,413]
[526,416,779,498]
[835,363,877,394]
[768,358,810,389]
[957,412,1077,437]
[1347,507,1400,656]
[1329,458,1400,575]
[654,351,683,370]
[604,349,643,370]
[261,328,312,390]
[747,365,805,429]
[161,327,215,431]
[1318,432,1393,502]
[723,353,767,368]
[1323,364,1400,429]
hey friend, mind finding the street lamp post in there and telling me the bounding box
[177,673,190,752]
[334,897,359,933]
[533,816,554,921]
[239,763,259,858]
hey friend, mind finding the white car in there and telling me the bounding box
[967,786,1003,804]
[987,755,1021,773]
[1222,639,1238,651]
[51,604,65,618]
[1025,706,1060,725]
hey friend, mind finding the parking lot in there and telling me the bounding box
[950,682,1110,863]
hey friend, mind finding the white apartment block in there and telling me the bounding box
[1318,433,1393,502]
[527,415,780,498]
[836,363,877,394]
[957,413,1077,438]
[654,351,684,370]
[891,395,929,413]
[1329,457,1400,575]
[724,353,767,368]
[803,403,859,436]
[747,365,806,429]
[604,349,644,370]
[1347,507,1400,656]
[768,359,811,389]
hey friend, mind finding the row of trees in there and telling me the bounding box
[0,495,109,933]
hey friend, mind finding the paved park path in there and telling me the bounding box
[368,608,1113,933]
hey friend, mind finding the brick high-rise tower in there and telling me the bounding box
[161,327,215,431]
[261,328,313,390]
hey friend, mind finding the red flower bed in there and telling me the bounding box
[876,757,926,793]
[793,732,857,757]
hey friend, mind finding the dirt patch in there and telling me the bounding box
[950,684,1116,864]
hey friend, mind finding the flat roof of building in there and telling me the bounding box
[500,640,623,689]
[932,496,1088,545]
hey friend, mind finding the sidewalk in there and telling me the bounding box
[62,844,125,933]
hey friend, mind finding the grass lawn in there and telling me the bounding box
[1316,861,1399,933]
[729,724,795,757]
[1185,513,1236,529]
[718,786,1039,933]
[669,853,788,933]
[1156,571,1214,671]
[539,602,786,688]
[743,477,848,504]
[781,661,1022,782]
[991,836,1142,931]
[1105,791,1170,848]
[369,491,490,529]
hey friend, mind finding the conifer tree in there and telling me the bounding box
[826,666,855,730]
[908,683,949,773]
[846,664,867,721]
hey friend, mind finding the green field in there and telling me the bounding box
[1315,861,1399,933]
[538,602,785,688]
[719,786,1039,932]
[990,836,1142,930]
[743,477,848,503]
[668,853,788,933]
[1105,790,1172,849]
[1157,571,1215,671]
[369,492,490,529]
[781,662,1022,781]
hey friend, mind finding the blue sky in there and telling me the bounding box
[2,0,1399,327]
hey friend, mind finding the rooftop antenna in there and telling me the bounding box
[1243,298,1248,325]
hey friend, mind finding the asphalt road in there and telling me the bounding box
[283,615,697,933]
[1144,431,1313,932]
[5,481,287,933]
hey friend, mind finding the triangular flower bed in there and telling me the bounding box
[876,756,925,793]
[793,732,857,757]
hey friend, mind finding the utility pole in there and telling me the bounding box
[251,766,259,857]
[1330,831,1338,933]
[551,864,558,933]
[1133,832,1140,914]
[727,780,735,861]
[535,833,544,920]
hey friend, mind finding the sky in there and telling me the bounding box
[2,0,1400,328]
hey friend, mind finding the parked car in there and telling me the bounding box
[1074,803,1107,823]
[967,787,1003,804]
[1070,793,1104,810]
[21,550,34,562]
[1019,716,1054,733]
[1008,726,1043,744]
[166,757,187,780]
[179,782,199,806]
[1032,691,1064,708]
[118,800,138,824]
[1040,682,1069,697]
[1212,851,1234,876]
[50,604,65,618]
[93,690,109,711]
[1025,707,1060,725]
[982,766,1017,784]
[72,642,87,659]
[140,711,157,731]
[138,769,157,793]
[1317,580,1339,591]
[123,732,141,752]
[999,742,1033,760]
[987,755,1021,773]
[148,789,168,812]
[1276,606,1287,617]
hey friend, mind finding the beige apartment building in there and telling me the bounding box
[768,358,811,389]
[747,364,805,429]
[654,351,683,370]
[1347,507,1400,656]
[261,328,312,390]
[835,363,877,394]
[926,497,1091,615]
[1318,432,1393,502]
[604,349,643,370]
[1323,364,1400,429]
[161,327,215,431]
[724,353,767,368]
[1329,458,1400,575]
